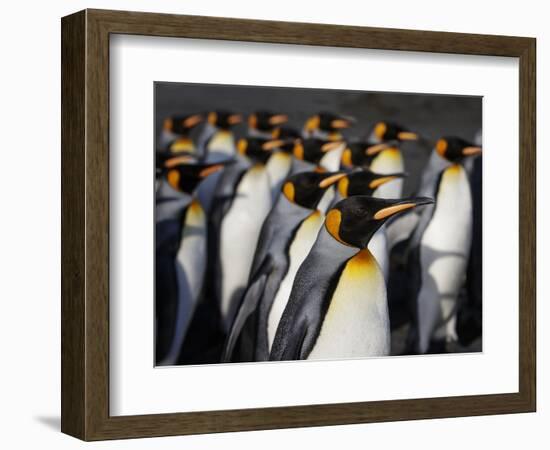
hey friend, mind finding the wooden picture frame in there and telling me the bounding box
[61,8,536,441]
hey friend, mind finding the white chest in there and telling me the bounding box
[308,249,390,360]
[422,165,473,254]
[420,165,473,296]
[370,148,404,199]
[319,143,346,172]
[176,200,207,301]
[220,166,272,323]
[207,130,235,155]
[266,152,293,191]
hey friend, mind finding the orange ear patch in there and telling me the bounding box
[167,169,181,190]
[374,122,387,140]
[283,182,295,202]
[325,209,350,246]
[436,139,448,158]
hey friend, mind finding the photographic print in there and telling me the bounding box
[154,82,482,366]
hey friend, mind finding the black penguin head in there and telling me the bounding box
[282,170,346,210]
[271,128,303,154]
[277,126,302,140]
[248,111,289,132]
[340,140,400,168]
[207,110,243,130]
[163,156,231,194]
[237,137,285,164]
[293,138,345,165]
[304,112,354,134]
[163,114,204,135]
[435,137,482,163]
[370,121,419,143]
[326,196,434,248]
[337,169,407,198]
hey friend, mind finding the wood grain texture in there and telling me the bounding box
[61,10,86,439]
[60,8,537,441]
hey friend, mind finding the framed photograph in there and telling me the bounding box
[61,9,536,441]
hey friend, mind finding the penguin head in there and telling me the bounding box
[248,111,289,133]
[337,169,407,198]
[304,113,354,134]
[340,140,400,168]
[369,121,419,143]
[163,113,204,135]
[326,196,434,248]
[237,137,285,164]
[277,126,302,140]
[435,137,482,163]
[282,170,347,210]
[293,138,345,165]
[272,127,303,154]
[163,156,231,194]
[208,110,243,130]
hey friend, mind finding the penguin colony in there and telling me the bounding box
[155,110,482,365]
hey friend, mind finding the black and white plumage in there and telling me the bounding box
[406,137,481,353]
[270,195,433,361]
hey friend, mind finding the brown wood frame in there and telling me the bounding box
[61,8,536,441]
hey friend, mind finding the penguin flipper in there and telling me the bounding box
[222,256,273,362]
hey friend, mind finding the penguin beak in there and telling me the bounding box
[368,172,407,189]
[397,131,419,141]
[182,114,203,129]
[164,155,196,168]
[321,141,345,152]
[365,142,392,156]
[319,172,347,188]
[373,197,434,220]
[330,118,353,129]
[227,114,243,125]
[268,114,289,126]
[462,146,482,156]
[248,114,257,129]
[199,164,225,178]
[261,139,286,151]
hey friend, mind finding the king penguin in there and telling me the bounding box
[303,112,354,141]
[222,169,350,362]
[155,156,229,365]
[203,110,243,159]
[158,113,204,154]
[211,137,276,333]
[293,138,347,172]
[270,195,433,361]
[407,137,482,354]
[248,111,289,139]
[156,114,205,183]
[247,113,292,197]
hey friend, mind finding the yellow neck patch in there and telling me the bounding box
[344,247,379,278]
[170,138,195,153]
